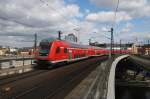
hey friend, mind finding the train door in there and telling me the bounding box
[54,46,62,60]
[68,49,73,61]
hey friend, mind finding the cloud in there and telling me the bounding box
[0,0,79,28]
[0,0,82,47]
[89,0,150,43]
[90,0,117,8]
[90,0,150,18]
[0,0,81,28]
[85,11,132,23]
[131,32,150,39]
[0,0,149,47]
[121,23,133,33]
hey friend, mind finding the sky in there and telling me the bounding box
[0,0,150,47]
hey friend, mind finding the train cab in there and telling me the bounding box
[36,37,71,65]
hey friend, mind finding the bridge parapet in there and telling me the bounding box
[0,57,34,69]
[65,55,130,99]
[107,55,129,99]
[0,58,34,76]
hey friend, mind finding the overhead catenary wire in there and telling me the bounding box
[113,0,120,28]
[39,0,79,28]
[112,0,120,42]
[112,0,120,36]
[108,0,120,58]
[102,0,120,39]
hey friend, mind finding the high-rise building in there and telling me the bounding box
[65,33,77,42]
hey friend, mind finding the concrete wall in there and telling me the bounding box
[0,58,34,69]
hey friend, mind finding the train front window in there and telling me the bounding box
[39,42,51,56]
[40,44,49,50]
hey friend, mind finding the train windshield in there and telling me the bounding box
[39,41,51,56]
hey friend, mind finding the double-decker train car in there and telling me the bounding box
[35,37,108,66]
[35,37,130,66]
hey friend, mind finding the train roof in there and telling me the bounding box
[64,41,104,50]
[41,37,104,49]
[67,41,91,49]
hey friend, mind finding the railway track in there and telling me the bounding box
[0,56,83,85]
[46,58,103,99]
[0,56,108,99]
[133,55,150,60]
[0,70,47,86]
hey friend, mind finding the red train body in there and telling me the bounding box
[35,37,130,65]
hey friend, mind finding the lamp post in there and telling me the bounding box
[58,31,63,40]
[88,36,96,45]
[89,38,91,45]
[120,39,121,54]
[92,31,112,58]
[110,28,114,58]
[148,40,149,55]
[74,27,80,44]
[34,33,37,53]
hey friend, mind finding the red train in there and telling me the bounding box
[35,37,130,66]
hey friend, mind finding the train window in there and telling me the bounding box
[64,48,68,53]
[56,47,60,53]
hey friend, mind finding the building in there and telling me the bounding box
[18,47,34,56]
[0,46,10,56]
[0,50,4,55]
[144,44,150,55]
[9,48,18,53]
[130,43,150,55]
[140,44,150,55]
[65,33,77,42]
[132,44,140,54]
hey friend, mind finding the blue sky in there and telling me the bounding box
[0,0,149,47]
[65,0,150,43]
[66,0,150,40]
